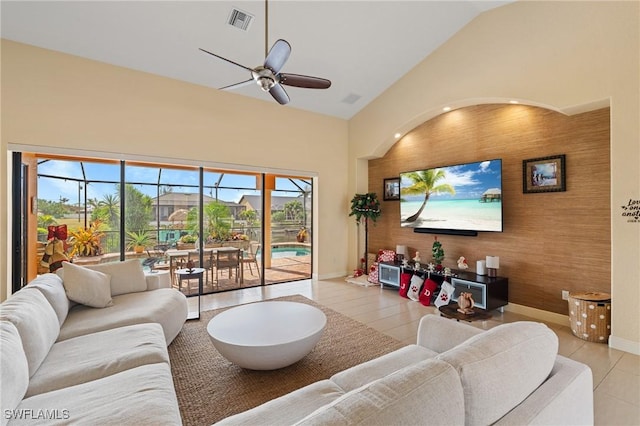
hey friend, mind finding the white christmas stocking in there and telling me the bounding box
[407,274,424,302]
[434,280,455,308]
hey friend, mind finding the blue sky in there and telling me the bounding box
[37,159,309,204]
[400,159,502,200]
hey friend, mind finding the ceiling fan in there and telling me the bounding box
[199,0,331,105]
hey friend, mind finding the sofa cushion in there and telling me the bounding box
[61,262,113,308]
[86,259,147,296]
[436,321,558,426]
[417,314,483,353]
[0,321,29,426]
[27,323,169,397]
[216,380,346,426]
[58,288,187,344]
[296,359,465,425]
[25,273,70,326]
[13,363,182,426]
[0,288,59,377]
[331,344,437,392]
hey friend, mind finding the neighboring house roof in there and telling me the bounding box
[151,192,241,208]
[239,195,307,211]
[152,192,214,206]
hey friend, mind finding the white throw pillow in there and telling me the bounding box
[62,262,113,308]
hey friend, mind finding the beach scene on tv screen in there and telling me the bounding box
[400,159,502,232]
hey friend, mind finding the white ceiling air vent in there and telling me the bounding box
[341,93,362,105]
[227,8,254,31]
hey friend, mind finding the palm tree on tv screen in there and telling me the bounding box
[402,169,455,222]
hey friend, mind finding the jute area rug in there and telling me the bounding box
[168,294,404,425]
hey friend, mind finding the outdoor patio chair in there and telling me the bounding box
[241,242,260,277]
[214,248,241,283]
[187,249,215,288]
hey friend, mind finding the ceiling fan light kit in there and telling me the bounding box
[253,68,276,92]
[200,0,330,105]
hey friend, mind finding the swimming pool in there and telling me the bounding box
[256,246,311,259]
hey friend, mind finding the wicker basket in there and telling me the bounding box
[568,292,611,343]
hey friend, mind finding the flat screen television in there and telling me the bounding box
[400,159,503,235]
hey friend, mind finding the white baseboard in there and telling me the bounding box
[503,303,570,327]
[609,335,640,355]
[506,304,640,355]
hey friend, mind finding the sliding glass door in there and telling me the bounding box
[13,152,314,293]
[263,174,312,284]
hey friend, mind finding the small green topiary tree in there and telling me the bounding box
[349,193,381,271]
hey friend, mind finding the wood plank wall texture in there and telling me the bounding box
[368,105,610,315]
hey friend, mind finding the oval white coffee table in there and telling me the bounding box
[207,301,327,370]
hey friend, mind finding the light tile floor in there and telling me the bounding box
[190,277,640,425]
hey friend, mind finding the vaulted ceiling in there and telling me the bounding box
[1,1,513,119]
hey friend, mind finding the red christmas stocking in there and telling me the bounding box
[419,278,438,306]
[399,271,412,298]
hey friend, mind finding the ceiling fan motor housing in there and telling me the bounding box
[252,67,277,91]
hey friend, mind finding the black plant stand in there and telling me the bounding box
[176,267,203,320]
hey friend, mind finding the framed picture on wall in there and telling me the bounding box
[523,154,566,193]
[383,177,400,200]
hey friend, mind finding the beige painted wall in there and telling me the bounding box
[349,1,639,353]
[1,40,350,302]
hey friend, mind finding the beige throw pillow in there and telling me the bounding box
[62,263,113,308]
[86,259,147,296]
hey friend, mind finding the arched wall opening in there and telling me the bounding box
[370,98,611,160]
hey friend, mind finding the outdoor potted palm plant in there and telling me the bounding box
[126,230,155,254]
[69,221,105,258]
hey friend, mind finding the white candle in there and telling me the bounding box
[476,260,486,275]
[486,256,500,269]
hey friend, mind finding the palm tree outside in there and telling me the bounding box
[90,194,120,230]
[401,169,455,222]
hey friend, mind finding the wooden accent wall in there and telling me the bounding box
[368,105,611,315]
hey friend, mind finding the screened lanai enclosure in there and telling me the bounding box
[14,153,312,299]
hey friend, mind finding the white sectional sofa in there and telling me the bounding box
[218,314,594,425]
[1,260,187,425]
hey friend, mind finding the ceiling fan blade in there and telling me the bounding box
[219,79,255,91]
[279,73,331,89]
[264,39,291,74]
[199,48,254,73]
[269,83,290,105]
